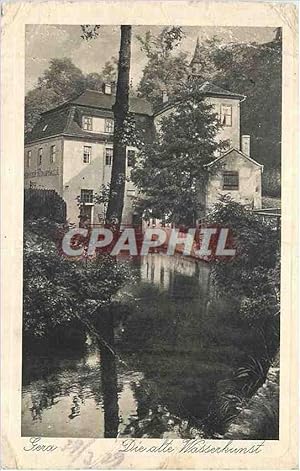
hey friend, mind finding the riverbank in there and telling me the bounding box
[224,357,279,440]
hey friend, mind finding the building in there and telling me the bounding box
[190,37,263,211]
[24,86,154,225]
[24,40,263,225]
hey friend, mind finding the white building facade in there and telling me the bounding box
[24,89,154,225]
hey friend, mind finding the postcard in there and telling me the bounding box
[1,1,298,469]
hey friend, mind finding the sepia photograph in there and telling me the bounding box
[21,23,282,441]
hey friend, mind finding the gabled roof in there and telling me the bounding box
[198,81,245,100]
[204,147,264,169]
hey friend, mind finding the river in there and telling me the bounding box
[22,253,270,438]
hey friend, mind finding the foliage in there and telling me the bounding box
[224,367,279,440]
[207,196,280,328]
[131,79,227,225]
[23,219,131,337]
[137,30,281,170]
[262,168,281,197]
[80,25,101,41]
[25,87,61,134]
[25,57,118,132]
[37,58,86,98]
[210,37,282,169]
[136,27,188,108]
[24,188,66,223]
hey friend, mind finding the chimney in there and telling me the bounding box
[162,90,168,104]
[241,135,250,157]
[103,82,112,95]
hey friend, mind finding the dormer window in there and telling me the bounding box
[220,105,232,127]
[103,83,112,95]
[104,118,114,133]
[83,116,93,131]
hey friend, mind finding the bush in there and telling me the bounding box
[23,219,131,337]
[206,196,280,329]
[262,168,281,197]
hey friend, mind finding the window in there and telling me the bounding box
[105,148,113,166]
[103,83,112,95]
[38,148,43,166]
[220,105,232,127]
[104,118,114,133]
[83,146,91,164]
[127,189,136,197]
[27,150,31,168]
[50,145,56,163]
[127,150,135,167]
[80,189,94,204]
[83,116,93,131]
[223,171,239,190]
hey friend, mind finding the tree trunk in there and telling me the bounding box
[106,25,132,226]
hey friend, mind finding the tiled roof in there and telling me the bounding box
[42,90,153,116]
[70,90,153,115]
[25,90,154,144]
[25,107,71,144]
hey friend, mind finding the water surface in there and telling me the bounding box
[22,254,265,438]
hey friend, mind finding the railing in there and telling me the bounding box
[253,207,281,232]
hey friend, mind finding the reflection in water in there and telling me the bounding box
[22,254,269,438]
[98,308,119,438]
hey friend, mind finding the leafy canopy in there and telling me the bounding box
[207,196,280,329]
[137,30,282,170]
[131,79,226,225]
[137,27,188,108]
[25,57,118,132]
[23,219,131,337]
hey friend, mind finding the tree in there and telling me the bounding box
[85,72,104,91]
[38,57,86,98]
[25,58,85,133]
[25,57,119,132]
[209,38,282,170]
[131,79,226,226]
[102,57,118,83]
[23,218,130,338]
[206,196,280,341]
[137,30,282,172]
[80,25,132,226]
[25,87,59,133]
[137,27,188,108]
[105,26,132,225]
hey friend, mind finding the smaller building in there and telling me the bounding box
[203,146,263,211]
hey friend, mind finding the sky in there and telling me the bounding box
[25,25,276,93]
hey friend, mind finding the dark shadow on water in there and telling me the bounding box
[22,254,279,438]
